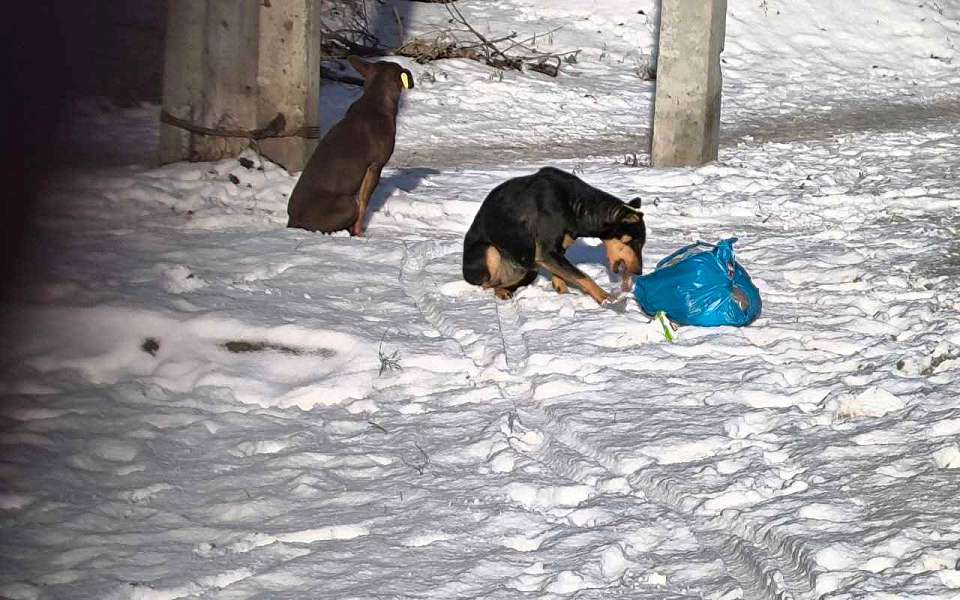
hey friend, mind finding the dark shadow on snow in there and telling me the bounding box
[362,167,441,229]
[564,241,608,268]
[563,240,629,287]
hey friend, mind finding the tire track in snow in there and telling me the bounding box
[400,240,815,599]
[539,405,818,600]
[400,240,503,369]
[490,290,538,376]
[399,238,557,385]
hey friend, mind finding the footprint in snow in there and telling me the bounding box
[228,439,294,457]
[159,264,207,294]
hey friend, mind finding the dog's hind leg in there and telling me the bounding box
[537,250,608,305]
[482,245,535,299]
[350,163,383,237]
[550,234,577,294]
[495,270,537,300]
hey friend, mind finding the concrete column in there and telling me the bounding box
[196,0,260,161]
[257,0,322,172]
[651,0,727,167]
[160,0,321,170]
[159,0,206,164]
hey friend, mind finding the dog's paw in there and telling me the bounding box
[601,291,629,313]
[551,276,569,294]
[494,288,514,300]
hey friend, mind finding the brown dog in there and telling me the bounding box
[287,56,414,235]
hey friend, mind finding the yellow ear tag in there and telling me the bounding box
[400,72,412,89]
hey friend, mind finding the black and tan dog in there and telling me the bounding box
[462,167,645,305]
[287,56,414,235]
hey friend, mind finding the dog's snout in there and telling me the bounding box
[604,239,643,276]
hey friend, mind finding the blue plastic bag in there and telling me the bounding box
[633,238,761,327]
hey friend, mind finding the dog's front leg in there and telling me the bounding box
[550,276,569,294]
[551,233,576,293]
[537,251,608,305]
[351,163,383,236]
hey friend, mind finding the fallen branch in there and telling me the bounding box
[160,110,321,139]
[320,3,579,77]
[321,28,383,57]
[443,2,579,74]
[394,36,481,63]
[443,1,519,69]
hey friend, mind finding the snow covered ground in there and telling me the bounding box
[3,1,960,598]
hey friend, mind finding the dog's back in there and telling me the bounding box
[463,167,611,269]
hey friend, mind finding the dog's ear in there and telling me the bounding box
[400,68,414,90]
[347,55,374,79]
[620,198,643,224]
[616,204,643,224]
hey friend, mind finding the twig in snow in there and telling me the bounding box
[402,443,430,475]
[378,333,403,376]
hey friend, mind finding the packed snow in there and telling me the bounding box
[2,0,960,599]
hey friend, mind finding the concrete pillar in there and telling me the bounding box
[197,0,260,162]
[159,0,206,164]
[160,0,321,171]
[256,0,322,171]
[651,0,727,167]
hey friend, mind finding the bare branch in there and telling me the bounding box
[320,1,579,77]
[401,443,431,476]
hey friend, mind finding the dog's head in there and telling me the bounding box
[601,197,645,276]
[348,56,415,93]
